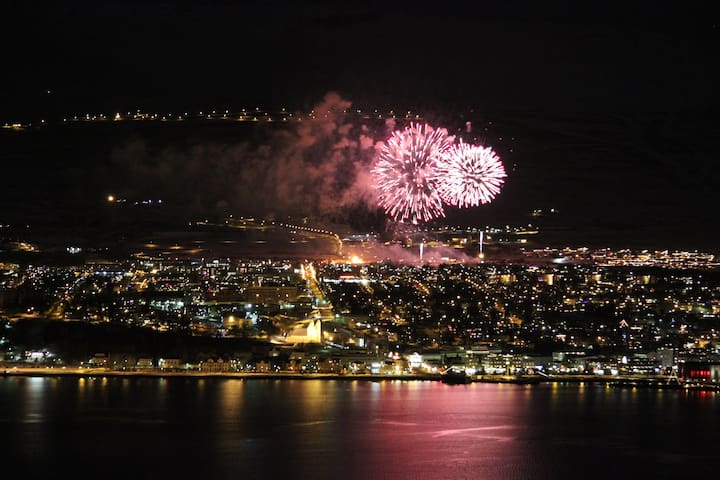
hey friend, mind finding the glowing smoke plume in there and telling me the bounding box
[109,92,381,225]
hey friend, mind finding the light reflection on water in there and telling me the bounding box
[0,377,718,479]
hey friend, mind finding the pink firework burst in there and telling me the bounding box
[437,140,507,208]
[371,123,453,223]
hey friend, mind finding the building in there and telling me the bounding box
[284,319,322,344]
[680,362,720,384]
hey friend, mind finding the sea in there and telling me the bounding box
[1,376,718,480]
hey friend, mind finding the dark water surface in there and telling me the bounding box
[1,377,718,479]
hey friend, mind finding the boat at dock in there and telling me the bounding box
[440,368,472,384]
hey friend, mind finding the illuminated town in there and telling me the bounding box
[2,215,718,388]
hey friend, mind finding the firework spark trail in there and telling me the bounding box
[436,140,506,208]
[371,122,452,223]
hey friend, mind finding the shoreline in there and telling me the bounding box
[3,367,718,390]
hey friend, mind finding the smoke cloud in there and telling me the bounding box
[109,92,388,227]
[344,241,482,266]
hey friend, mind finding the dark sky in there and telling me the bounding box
[2,0,718,116]
[1,0,719,251]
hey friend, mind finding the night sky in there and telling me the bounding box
[1,1,719,251]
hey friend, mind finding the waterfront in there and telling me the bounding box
[1,376,717,480]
